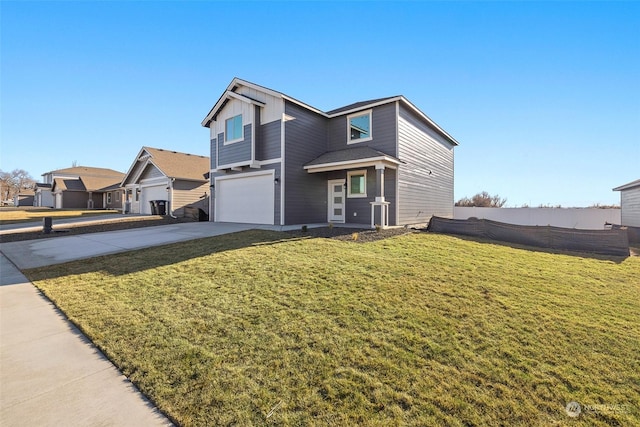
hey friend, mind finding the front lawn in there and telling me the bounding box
[25,231,640,426]
[0,208,119,224]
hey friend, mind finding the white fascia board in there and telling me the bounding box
[281,95,328,117]
[613,179,640,191]
[327,97,403,118]
[304,157,400,173]
[202,90,266,127]
[120,147,150,186]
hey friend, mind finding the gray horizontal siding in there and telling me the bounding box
[284,101,327,224]
[326,102,397,156]
[398,104,455,224]
[257,120,281,161]
[621,187,640,227]
[218,124,252,166]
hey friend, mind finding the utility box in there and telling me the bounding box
[43,217,53,234]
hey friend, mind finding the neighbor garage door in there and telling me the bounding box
[141,184,168,214]
[216,173,274,224]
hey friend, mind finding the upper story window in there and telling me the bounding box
[347,110,372,144]
[225,114,243,143]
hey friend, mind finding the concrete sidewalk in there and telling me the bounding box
[0,214,153,234]
[0,254,173,426]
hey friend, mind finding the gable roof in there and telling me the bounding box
[122,147,210,185]
[49,167,124,192]
[42,166,123,177]
[613,179,640,191]
[202,78,459,146]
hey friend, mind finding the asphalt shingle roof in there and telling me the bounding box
[305,146,400,167]
[143,147,209,181]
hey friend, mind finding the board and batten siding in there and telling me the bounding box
[140,164,164,180]
[172,180,209,217]
[284,101,328,224]
[326,103,397,155]
[397,104,455,225]
[217,124,252,166]
[620,186,640,227]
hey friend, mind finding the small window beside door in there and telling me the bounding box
[347,170,367,198]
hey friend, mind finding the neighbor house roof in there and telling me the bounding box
[42,166,124,177]
[202,78,460,146]
[613,179,640,191]
[50,167,125,193]
[121,147,210,186]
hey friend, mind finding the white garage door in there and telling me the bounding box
[141,184,168,214]
[216,173,274,224]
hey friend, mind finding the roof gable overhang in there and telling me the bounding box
[121,147,167,186]
[613,178,640,191]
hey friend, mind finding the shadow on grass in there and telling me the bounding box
[426,231,630,263]
[24,229,321,280]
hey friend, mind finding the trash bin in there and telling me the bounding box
[149,200,158,215]
[124,201,131,214]
[156,200,167,216]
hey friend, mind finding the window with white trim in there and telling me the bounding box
[225,114,243,143]
[107,192,112,204]
[347,110,372,143]
[347,170,367,198]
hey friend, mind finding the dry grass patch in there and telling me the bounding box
[25,231,640,426]
[0,208,119,224]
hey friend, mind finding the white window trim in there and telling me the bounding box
[224,114,244,145]
[347,169,367,198]
[347,109,373,144]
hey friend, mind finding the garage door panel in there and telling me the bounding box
[216,174,274,224]
[141,185,168,214]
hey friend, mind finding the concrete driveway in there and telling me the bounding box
[0,222,288,269]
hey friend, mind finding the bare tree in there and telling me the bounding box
[0,169,36,202]
[456,191,507,207]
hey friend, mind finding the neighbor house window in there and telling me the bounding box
[225,114,243,143]
[107,193,112,204]
[347,110,372,143]
[347,170,367,198]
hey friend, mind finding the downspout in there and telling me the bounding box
[169,178,177,218]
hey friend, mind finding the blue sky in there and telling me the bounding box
[2,1,638,207]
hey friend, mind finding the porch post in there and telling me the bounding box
[375,165,385,202]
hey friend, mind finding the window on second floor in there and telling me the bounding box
[225,114,243,143]
[348,110,372,143]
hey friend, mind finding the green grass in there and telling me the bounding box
[25,231,640,426]
[0,208,119,224]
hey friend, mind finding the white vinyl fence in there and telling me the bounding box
[453,207,621,230]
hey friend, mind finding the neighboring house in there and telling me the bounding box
[14,189,35,207]
[46,166,125,209]
[121,147,210,216]
[201,78,459,227]
[34,183,54,207]
[613,179,640,227]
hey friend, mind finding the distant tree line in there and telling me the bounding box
[455,191,507,207]
[0,169,36,202]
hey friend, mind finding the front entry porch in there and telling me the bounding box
[304,146,401,229]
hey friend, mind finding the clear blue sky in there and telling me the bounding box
[2,1,638,207]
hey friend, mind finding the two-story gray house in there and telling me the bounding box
[202,78,459,227]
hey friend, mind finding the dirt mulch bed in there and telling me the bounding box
[1,217,419,244]
[285,226,417,243]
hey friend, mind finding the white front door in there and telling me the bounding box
[328,179,345,223]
